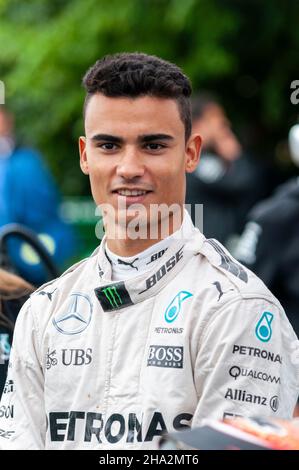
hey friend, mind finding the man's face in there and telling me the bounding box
[79,94,201,230]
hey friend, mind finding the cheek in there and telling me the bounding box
[88,169,106,200]
[87,156,111,185]
[157,161,185,185]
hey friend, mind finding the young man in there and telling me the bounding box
[0,53,298,450]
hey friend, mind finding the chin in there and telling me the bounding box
[117,209,148,227]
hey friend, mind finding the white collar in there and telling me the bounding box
[105,210,195,281]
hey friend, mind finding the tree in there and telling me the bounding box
[1,0,298,194]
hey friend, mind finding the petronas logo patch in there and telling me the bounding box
[255,312,274,343]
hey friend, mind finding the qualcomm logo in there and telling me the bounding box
[164,291,193,323]
[255,311,274,343]
[53,293,93,335]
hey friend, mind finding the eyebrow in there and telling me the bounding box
[138,134,174,143]
[91,134,123,144]
[90,133,174,144]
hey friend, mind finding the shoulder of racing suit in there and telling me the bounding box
[197,237,282,305]
[27,231,284,332]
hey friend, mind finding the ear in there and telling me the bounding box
[185,133,202,173]
[79,136,89,175]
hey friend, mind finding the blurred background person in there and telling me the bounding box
[234,123,299,338]
[186,93,272,248]
[0,268,34,395]
[0,106,78,285]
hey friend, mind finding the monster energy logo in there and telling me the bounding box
[95,282,133,312]
[102,286,122,308]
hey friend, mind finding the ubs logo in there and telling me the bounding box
[62,348,92,366]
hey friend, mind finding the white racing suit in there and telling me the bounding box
[0,224,299,449]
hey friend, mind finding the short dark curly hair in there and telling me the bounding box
[82,52,192,141]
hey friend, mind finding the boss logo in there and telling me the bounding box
[147,345,183,368]
[139,247,184,294]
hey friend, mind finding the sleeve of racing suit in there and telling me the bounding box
[0,299,45,449]
[192,295,299,426]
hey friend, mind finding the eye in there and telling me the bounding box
[99,143,118,151]
[145,143,165,151]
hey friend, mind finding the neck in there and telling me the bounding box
[106,210,184,257]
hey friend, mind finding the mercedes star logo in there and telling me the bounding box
[52,293,93,335]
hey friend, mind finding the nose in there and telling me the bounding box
[116,147,145,180]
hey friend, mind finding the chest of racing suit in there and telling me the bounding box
[0,228,298,449]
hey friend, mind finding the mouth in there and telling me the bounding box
[111,188,153,204]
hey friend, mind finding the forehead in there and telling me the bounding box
[84,94,184,137]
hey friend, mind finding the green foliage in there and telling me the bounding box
[0,0,298,193]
